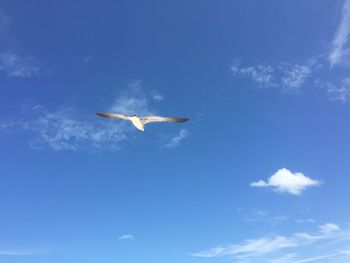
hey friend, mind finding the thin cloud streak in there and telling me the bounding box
[329,0,350,67]
[270,251,350,263]
[190,223,345,261]
[243,209,288,225]
[164,129,189,148]
[118,234,135,241]
[0,249,48,256]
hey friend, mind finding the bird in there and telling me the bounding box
[96,112,189,131]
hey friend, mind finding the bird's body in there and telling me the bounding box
[96,112,188,131]
[129,116,145,131]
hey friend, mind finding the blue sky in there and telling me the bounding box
[1,0,350,262]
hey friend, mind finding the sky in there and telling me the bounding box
[1,0,350,262]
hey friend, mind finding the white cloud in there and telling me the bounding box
[191,223,346,261]
[329,0,350,67]
[317,78,350,102]
[270,251,350,263]
[0,11,43,78]
[0,51,42,77]
[109,80,154,116]
[231,63,275,87]
[153,94,164,101]
[0,249,47,256]
[250,168,321,195]
[230,57,350,102]
[0,104,128,151]
[191,236,297,258]
[243,209,287,225]
[280,64,312,92]
[319,223,340,234]
[231,60,315,93]
[294,223,341,243]
[0,83,173,151]
[118,234,135,241]
[164,129,189,148]
[269,253,297,263]
[295,219,315,224]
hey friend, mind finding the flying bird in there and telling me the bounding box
[96,112,189,131]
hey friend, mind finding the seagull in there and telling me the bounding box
[96,112,189,131]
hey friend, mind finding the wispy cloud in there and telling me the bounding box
[190,223,348,261]
[153,94,164,102]
[109,80,154,116]
[0,103,128,151]
[231,61,313,92]
[118,234,135,241]
[0,10,11,33]
[243,209,288,225]
[329,0,350,67]
[295,218,316,224]
[0,249,48,256]
[280,64,312,92]
[231,63,276,87]
[164,129,189,148]
[0,10,43,78]
[270,251,350,263]
[316,78,350,102]
[250,168,321,195]
[191,236,297,258]
[0,82,174,151]
[0,51,42,77]
[82,55,93,63]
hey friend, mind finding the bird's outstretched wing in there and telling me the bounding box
[141,116,189,124]
[96,112,129,120]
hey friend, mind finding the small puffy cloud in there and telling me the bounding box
[153,94,164,101]
[118,234,135,241]
[0,51,42,77]
[251,168,321,195]
[164,129,189,148]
